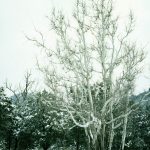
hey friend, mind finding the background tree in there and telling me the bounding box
[27,90,64,150]
[126,100,150,150]
[0,87,14,150]
[5,72,36,150]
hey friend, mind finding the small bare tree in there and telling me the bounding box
[28,0,144,149]
[6,72,34,101]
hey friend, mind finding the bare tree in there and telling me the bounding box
[6,72,34,101]
[28,0,144,149]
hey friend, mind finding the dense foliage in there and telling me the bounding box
[0,86,149,150]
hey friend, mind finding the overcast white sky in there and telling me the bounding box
[0,0,150,94]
